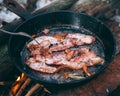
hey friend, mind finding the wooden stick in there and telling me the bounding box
[0,81,13,85]
[0,82,4,85]
[44,87,52,94]
[15,78,31,96]
[9,76,27,95]
[25,83,42,96]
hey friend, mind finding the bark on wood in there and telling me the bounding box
[32,0,78,15]
[71,0,112,13]
[71,0,120,19]
[25,83,42,96]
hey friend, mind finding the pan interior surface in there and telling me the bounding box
[8,11,115,85]
[21,25,105,84]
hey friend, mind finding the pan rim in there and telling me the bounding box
[8,10,116,85]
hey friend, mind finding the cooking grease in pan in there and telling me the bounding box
[21,26,105,84]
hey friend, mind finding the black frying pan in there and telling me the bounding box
[3,0,116,90]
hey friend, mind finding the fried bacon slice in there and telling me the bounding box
[83,66,91,76]
[25,33,104,74]
[66,33,95,44]
[25,47,104,74]
[53,33,68,42]
[65,49,75,60]
[27,33,95,52]
[46,48,104,67]
[27,44,39,51]
[26,61,58,74]
[25,56,66,74]
[50,33,95,52]
[27,36,60,47]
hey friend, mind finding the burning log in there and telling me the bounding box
[9,73,27,95]
[9,83,22,95]
[15,78,31,96]
[8,72,51,96]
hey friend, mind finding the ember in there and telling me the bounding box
[9,73,51,96]
[16,73,25,82]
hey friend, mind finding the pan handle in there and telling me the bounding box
[3,0,33,20]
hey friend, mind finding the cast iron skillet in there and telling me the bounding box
[4,0,116,90]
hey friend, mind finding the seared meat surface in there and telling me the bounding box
[25,33,104,74]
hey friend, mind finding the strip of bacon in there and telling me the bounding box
[25,47,104,73]
[27,33,95,52]
[50,33,95,52]
[26,62,59,74]
[66,33,95,44]
[27,36,60,47]
[25,33,104,74]
[53,33,68,42]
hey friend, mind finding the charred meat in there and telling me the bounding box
[25,33,104,74]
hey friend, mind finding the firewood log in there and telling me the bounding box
[33,0,78,15]
[71,0,120,18]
